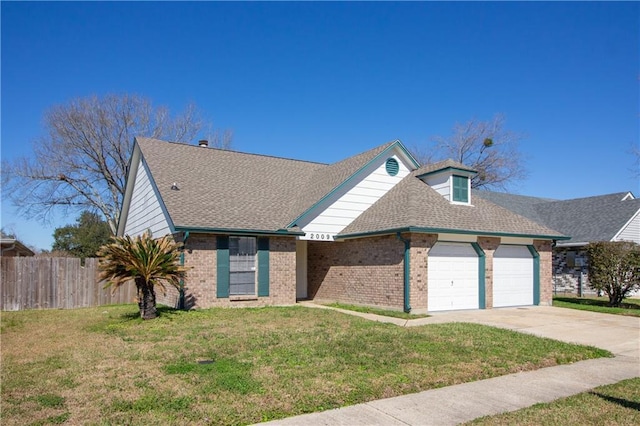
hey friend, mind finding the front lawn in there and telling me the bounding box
[553,296,640,317]
[1,305,609,425]
[467,377,640,425]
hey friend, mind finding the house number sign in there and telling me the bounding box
[303,232,335,241]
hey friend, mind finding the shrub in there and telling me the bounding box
[587,241,640,307]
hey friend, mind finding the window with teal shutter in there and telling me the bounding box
[452,175,469,203]
[217,235,270,298]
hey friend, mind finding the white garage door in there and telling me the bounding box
[428,242,479,312]
[493,245,534,307]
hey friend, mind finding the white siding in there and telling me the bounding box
[614,209,640,243]
[123,159,172,237]
[300,154,411,241]
[424,173,450,200]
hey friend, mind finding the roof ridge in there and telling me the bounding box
[136,137,328,166]
[544,191,633,204]
[476,190,555,203]
[415,158,477,176]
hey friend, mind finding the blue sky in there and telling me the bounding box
[2,1,639,250]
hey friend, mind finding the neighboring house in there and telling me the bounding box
[117,137,566,313]
[475,191,640,296]
[1,238,35,257]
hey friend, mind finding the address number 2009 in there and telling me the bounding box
[308,233,332,240]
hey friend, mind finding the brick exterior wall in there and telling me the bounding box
[268,237,298,305]
[307,235,405,310]
[305,233,555,313]
[157,233,297,309]
[156,231,556,313]
[407,233,437,313]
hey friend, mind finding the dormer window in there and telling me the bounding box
[416,159,476,205]
[452,175,469,203]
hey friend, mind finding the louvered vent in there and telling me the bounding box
[385,158,399,176]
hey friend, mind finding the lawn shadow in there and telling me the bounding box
[589,391,640,411]
[554,297,640,310]
[118,304,184,321]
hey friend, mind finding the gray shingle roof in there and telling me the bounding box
[339,170,566,239]
[135,138,397,233]
[472,191,556,224]
[133,138,572,240]
[475,191,640,244]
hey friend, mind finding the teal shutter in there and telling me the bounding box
[217,236,229,298]
[471,243,486,309]
[453,175,469,202]
[527,245,540,305]
[257,237,270,297]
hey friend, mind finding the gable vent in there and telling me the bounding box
[385,158,399,176]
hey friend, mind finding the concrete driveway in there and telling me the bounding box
[415,305,640,358]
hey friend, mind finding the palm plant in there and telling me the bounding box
[98,232,186,319]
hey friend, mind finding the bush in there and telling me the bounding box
[587,241,640,307]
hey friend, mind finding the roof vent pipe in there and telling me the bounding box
[198,139,209,147]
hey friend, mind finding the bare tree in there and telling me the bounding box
[631,143,640,179]
[413,114,528,190]
[2,94,232,234]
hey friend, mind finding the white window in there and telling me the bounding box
[229,236,257,295]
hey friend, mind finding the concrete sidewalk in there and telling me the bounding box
[257,304,639,426]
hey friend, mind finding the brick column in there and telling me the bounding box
[477,237,500,309]
[534,239,553,306]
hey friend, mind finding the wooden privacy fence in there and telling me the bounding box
[1,257,137,311]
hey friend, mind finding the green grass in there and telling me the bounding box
[467,377,640,425]
[325,302,429,319]
[1,304,610,425]
[553,295,640,317]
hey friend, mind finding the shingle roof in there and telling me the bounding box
[135,138,397,233]
[472,191,556,224]
[416,159,477,176]
[475,191,640,244]
[133,138,571,240]
[339,170,566,239]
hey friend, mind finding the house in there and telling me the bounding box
[1,238,35,257]
[475,191,640,296]
[117,137,566,313]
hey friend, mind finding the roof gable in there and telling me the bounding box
[289,141,419,228]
